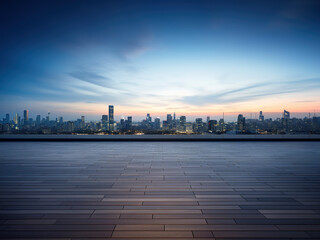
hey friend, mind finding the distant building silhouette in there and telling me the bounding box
[283,110,290,132]
[14,113,20,125]
[179,116,186,131]
[194,118,203,133]
[259,111,264,122]
[237,114,246,132]
[208,120,217,132]
[127,116,132,130]
[36,115,41,125]
[58,116,63,124]
[102,115,108,130]
[109,105,114,131]
[284,110,290,120]
[81,116,85,128]
[23,110,29,125]
[166,114,173,130]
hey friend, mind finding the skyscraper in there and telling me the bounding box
[219,118,224,132]
[259,111,264,122]
[102,115,108,130]
[284,110,290,120]
[5,114,9,123]
[155,117,161,130]
[14,113,19,125]
[237,114,246,131]
[127,116,132,130]
[166,114,173,130]
[36,115,41,125]
[120,118,125,131]
[194,118,203,133]
[46,112,50,123]
[23,110,29,125]
[208,120,217,132]
[146,113,152,123]
[58,116,63,124]
[179,116,186,131]
[109,105,114,131]
[283,110,290,132]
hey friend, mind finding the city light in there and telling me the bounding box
[1,106,319,135]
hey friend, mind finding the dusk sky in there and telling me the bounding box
[1,0,320,121]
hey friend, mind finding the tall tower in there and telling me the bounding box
[237,114,246,132]
[283,110,290,132]
[23,110,29,125]
[14,113,19,125]
[259,111,264,122]
[46,112,50,123]
[109,105,114,131]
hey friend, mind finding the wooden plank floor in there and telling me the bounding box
[0,141,320,239]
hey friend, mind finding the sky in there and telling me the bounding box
[1,0,320,121]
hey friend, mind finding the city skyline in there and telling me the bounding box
[1,107,319,122]
[1,0,320,116]
[2,104,320,135]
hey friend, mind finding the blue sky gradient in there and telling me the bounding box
[1,0,320,120]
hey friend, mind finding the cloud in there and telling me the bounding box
[68,70,116,89]
[180,78,320,105]
[67,70,137,98]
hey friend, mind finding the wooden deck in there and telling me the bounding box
[0,142,320,239]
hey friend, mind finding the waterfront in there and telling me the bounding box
[0,142,320,239]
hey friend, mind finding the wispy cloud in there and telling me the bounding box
[180,78,320,105]
[68,70,116,89]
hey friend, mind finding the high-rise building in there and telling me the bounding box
[206,116,210,123]
[162,120,169,131]
[155,117,161,130]
[237,114,246,131]
[14,113,19,125]
[283,110,290,132]
[36,115,41,125]
[120,118,125,131]
[259,111,264,122]
[127,116,132,130]
[5,114,9,123]
[67,121,74,132]
[194,118,203,133]
[166,114,173,130]
[109,105,114,131]
[208,120,217,131]
[102,115,108,123]
[179,116,186,131]
[102,115,108,130]
[58,116,63,124]
[23,110,29,125]
[46,112,50,123]
[219,118,224,132]
[146,113,152,123]
[81,116,85,128]
[180,116,186,124]
[284,110,290,120]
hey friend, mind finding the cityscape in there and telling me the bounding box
[1,1,320,239]
[1,105,320,135]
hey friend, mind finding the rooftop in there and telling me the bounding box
[0,141,320,239]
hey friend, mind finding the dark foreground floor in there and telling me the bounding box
[0,142,320,239]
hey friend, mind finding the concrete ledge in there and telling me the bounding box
[1,134,320,141]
